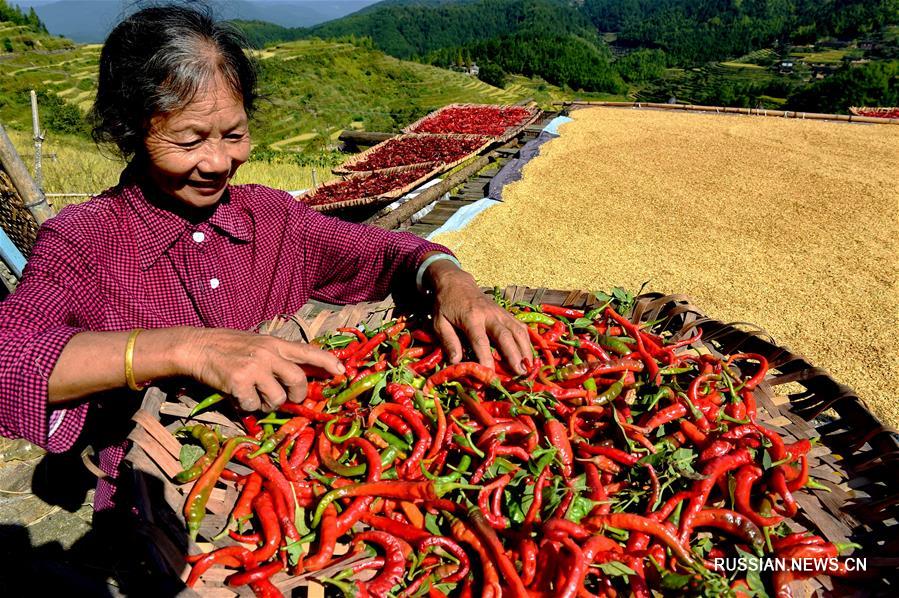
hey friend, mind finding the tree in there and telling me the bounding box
[478,62,507,87]
[2,37,12,53]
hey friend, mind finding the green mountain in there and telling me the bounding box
[282,0,896,85]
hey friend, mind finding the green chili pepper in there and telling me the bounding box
[595,374,627,406]
[183,435,259,539]
[322,443,399,478]
[515,312,556,326]
[658,366,693,376]
[598,335,632,356]
[189,392,224,417]
[583,377,598,392]
[421,455,471,483]
[330,371,387,407]
[369,427,412,452]
[174,424,220,483]
[452,433,485,459]
[324,417,362,443]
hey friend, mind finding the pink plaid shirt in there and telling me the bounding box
[0,181,449,510]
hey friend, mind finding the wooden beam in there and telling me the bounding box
[0,123,54,225]
[367,155,492,230]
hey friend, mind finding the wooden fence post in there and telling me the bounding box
[0,123,55,225]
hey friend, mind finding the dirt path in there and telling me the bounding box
[434,107,899,425]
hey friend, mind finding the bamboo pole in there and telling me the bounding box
[0,123,55,225]
[30,90,43,190]
[553,101,899,125]
[367,155,492,230]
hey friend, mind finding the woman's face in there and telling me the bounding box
[143,74,250,209]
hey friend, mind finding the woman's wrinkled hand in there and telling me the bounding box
[428,264,533,375]
[179,328,345,412]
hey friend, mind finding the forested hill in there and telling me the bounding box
[295,0,895,66]
[583,0,898,64]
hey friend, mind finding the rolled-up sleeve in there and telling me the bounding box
[0,226,90,452]
[291,199,454,305]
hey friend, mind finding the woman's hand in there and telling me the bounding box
[426,260,532,375]
[179,328,345,412]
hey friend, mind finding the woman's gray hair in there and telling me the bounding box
[91,3,257,159]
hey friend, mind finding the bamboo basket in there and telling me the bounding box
[0,169,39,258]
[125,287,899,596]
[332,134,494,176]
[296,164,439,213]
[402,104,541,143]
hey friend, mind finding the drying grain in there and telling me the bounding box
[433,107,899,426]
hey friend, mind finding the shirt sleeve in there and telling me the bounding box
[288,197,454,305]
[0,224,91,453]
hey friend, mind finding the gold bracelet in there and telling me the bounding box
[124,328,147,392]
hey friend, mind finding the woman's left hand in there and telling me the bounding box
[426,260,533,375]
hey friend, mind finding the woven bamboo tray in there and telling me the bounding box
[297,163,438,213]
[402,103,541,144]
[125,287,899,596]
[332,133,493,176]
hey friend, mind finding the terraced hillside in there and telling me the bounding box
[250,40,520,149]
[632,49,799,107]
[0,20,74,54]
[0,38,96,131]
[0,36,523,152]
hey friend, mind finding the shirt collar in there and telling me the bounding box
[122,180,252,270]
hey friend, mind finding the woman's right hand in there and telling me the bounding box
[179,328,345,412]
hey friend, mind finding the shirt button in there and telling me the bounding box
[192,231,205,243]
[209,278,220,289]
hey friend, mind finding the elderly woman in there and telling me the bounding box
[0,6,530,514]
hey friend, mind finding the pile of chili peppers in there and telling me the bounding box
[407,105,536,136]
[345,136,491,172]
[854,107,899,119]
[304,165,433,207]
[178,291,852,597]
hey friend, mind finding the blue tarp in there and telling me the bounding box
[426,198,501,240]
[426,115,574,237]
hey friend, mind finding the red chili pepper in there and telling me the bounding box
[361,512,432,543]
[588,512,697,567]
[540,303,585,319]
[230,472,263,531]
[419,536,470,583]
[691,508,765,555]
[425,362,502,392]
[250,492,282,563]
[353,531,407,596]
[725,353,768,390]
[643,403,688,430]
[605,308,661,384]
[467,506,529,597]
[525,466,550,526]
[304,503,338,571]
[678,449,753,543]
[518,537,538,586]
[226,561,283,587]
[186,545,256,588]
[335,436,383,535]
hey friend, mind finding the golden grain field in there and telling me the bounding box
[433,107,899,426]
